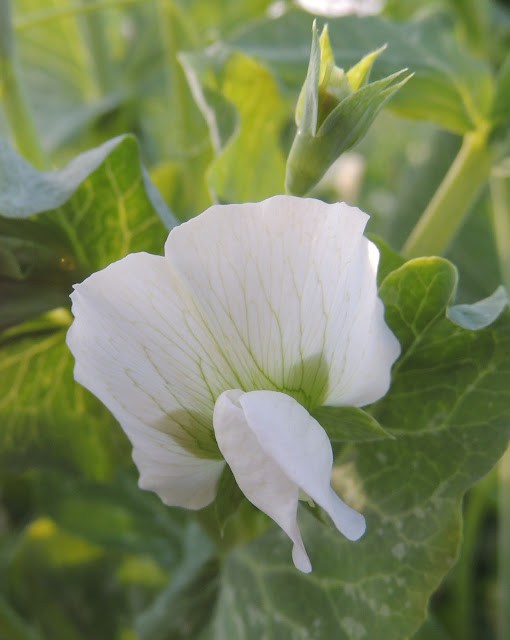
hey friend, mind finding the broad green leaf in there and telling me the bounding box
[0,326,128,477]
[231,10,494,133]
[447,285,508,329]
[379,257,458,353]
[0,135,173,329]
[207,257,510,639]
[0,134,173,226]
[11,0,107,151]
[312,406,393,441]
[208,53,288,202]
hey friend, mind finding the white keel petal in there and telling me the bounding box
[238,390,366,541]
[214,390,311,573]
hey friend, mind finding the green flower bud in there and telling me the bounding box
[285,22,412,196]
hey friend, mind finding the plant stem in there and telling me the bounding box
[499,447,510,640]
[490,167,510,640]
[79,0,115,95]
[0,0,47,168]
[449,470,496,640]
[490,170,510,293]
[402,126,491,258]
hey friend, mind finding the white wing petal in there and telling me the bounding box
[67,252,226,509]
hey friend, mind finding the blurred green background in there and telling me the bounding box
[1,0,510,638]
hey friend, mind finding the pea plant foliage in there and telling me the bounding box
[1,1,510,639]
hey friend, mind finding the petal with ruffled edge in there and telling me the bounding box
[214,389,365,572]
[165,196,400,411]
[67,252,227,509]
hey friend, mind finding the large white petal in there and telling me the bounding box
[214,390,311,573]
[164,196,400,411]
[67,252,226,509]
[214,389,365,572]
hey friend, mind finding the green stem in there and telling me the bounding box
[402,127,491,258]
[489,170,510,293]
[449,470,496,640]
[0,0,47,168]
[499,447,510,640]
[492,165,510,640]
[80,0,115,95]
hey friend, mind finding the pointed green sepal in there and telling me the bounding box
[286,24,412,196]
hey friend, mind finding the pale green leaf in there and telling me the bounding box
[188,51,288,203]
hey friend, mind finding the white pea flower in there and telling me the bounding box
[295,0,384,16]
[66,195,400,573]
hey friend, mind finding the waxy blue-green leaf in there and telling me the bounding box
[0,135,173,330]
[206,256,510,639]
[231,10,494,133]
[448,285,508,330]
